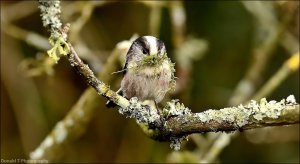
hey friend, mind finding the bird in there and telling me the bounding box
[106,36,175,111]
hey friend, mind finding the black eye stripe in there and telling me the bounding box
[155,39,160,49]
[133,36,167,55]
[135,37,150,54]
[157,40,165,53]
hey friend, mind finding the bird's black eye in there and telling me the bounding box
[142,48,149,55]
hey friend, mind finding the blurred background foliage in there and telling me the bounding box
[1,1,299,163]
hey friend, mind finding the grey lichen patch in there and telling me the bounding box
[162,100,192,150]
[286,95,297,105]
[163,99,192,118]
[194,107,251,128]
[251,98,285,121]
[118,97,160,124]
[250,95,298,122]
[118,97,163,140]
[118,98,194,149]
[235,105,253,127]
[38,0,62,36]
[220,107,250,127]
[170,136,188,151]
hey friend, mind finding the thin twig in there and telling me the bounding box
[252,52,299,100]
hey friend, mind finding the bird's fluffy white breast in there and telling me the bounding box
[121,60,172,102]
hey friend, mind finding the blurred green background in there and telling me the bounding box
[1,1,299,163]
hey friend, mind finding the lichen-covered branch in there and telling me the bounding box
[34,0,299,160]
[149,96,299,141]
[38,0,62,36]
[177,98,297,133]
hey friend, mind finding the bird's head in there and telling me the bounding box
[126,36,167,67]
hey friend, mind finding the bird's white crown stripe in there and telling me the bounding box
[144,36,158,55]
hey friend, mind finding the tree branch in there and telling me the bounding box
[165,100,299,135]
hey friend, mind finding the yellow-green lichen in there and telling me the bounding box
[141,53,168,66]
[47,36,70,63]
[99,84,109,95]
[106,90,115,98]
[138,123,160,139]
